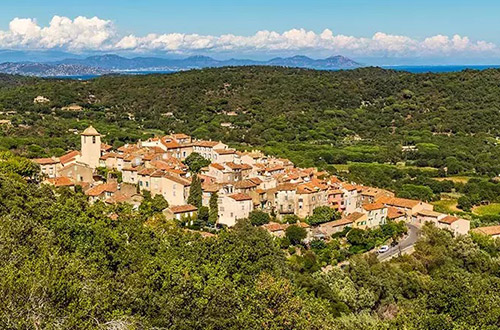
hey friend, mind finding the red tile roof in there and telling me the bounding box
[387,207,406,220]
[44,176,74,187]
[229,193,252,201]
[363,202,386,211]
[194,140,220,147]
[85,182,118,197]
[439,215,460,225]
[59,150,80,164]
[472,225,500,236]
[169,204,198,213]
[33,157,59,165]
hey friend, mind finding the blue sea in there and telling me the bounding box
[381,65,500,73]
[51,65,500,80]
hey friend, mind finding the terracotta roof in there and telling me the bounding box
[239,163,252,170]
[363,202,386,211]
[297,222,310,228]
[248,177,263,184]
[229,193,252,201]
[320,217,354,229]
[378,196,421,209]
[387,207,406,219]
[472,225,500,236]
[122,166,139,172]
[100,152,118,160]
[417,209,443,218]
[276,183,298,191]
[164,174,191,186]
[262,222,287,232]
[85,182,118,197]
[342,184,358,191]
[161,137,181,149]
[225,162,244,170]
[234,179,259,189]
[101,143,113,151]
[214,148,236,155]
[138,168,156,176]
[202,183,220,193]
[81,126,100,136]
[33,157,59,165]
[169,204,198,213]
[438,215,460,225]
[171,133,190,139]
[344,212,366,222]
[210,163,225,171]
[194,140,220,147]
[44,176,74,187]
[328,189,343,195]
[59,150,80,164]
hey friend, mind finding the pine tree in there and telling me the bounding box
[208,192,219,225]
[188,174,202,208]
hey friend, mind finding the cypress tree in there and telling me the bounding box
[208,192,219,225]
[188,174,202,208]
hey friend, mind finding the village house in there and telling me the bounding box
[58,162,94,183]
[164,204,198,221]
[269,183,297,218]
[42,176,75,189]
[362,202,388,228]
[34,157,61,178]
[218,193,253,227]
[193,140,229,161]
[262,222,288,238]
[85,182,118,204]
[295,182,328,218]
[377,196,433,220]
[437,215,470,236]
[472,225,500,239]
[340,184,363,214]
[161,175,191,206]
[317,213,362,236]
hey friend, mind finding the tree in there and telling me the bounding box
[139,191,168,216]
[283,214,301,224]
[306,206,340,226]
[248,210,271,226]
[183,152,211,173]
[286,225,307,245]
[208,192,219,225]
[187,174,202,208]
[151,194,169,212]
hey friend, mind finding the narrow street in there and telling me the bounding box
[377,223,420,261]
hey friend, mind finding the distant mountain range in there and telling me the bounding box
[0,54,361,77]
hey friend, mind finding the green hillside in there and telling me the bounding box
[1,66,500,173]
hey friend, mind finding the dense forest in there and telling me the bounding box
[1,68,500,328]
[0,159,499,329]
[1,67,500,175]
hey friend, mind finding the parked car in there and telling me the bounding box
[377,245,389,253]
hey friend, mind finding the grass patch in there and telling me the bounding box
[434,176,472,184]
[473,203,500,216]
[432,199,461,214]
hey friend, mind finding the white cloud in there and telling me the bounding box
[0,15,497,57]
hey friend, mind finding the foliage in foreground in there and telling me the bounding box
[0,170,499,329]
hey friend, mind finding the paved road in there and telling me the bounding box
[377,223,420,261]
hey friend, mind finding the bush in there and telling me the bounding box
[249,210,271,226]
[286,225,307,245]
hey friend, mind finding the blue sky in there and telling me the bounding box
[0,0,499,63]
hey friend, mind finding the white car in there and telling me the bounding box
[377,245,389,253]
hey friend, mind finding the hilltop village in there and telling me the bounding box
[33,126,474,240]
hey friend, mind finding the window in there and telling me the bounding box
[230,212,234,218]
[92,136,96,144]
[145,182,149,187]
